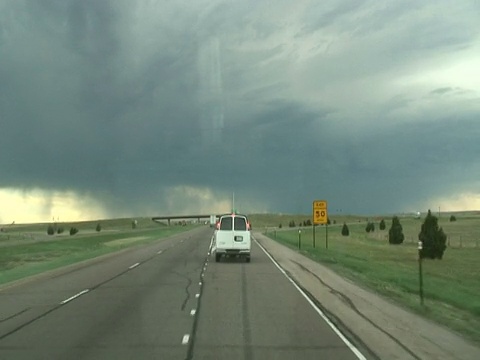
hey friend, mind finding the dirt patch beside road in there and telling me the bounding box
[253,231,480,360]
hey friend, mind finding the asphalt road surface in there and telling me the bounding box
[0,226,365,359]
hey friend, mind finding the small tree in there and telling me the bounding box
[388,216,404,244]
[47,225,55,235]
[70,227,79,236]
[341,223,349,236]
[96,223,102,232]
[419,210,447,259]
[449,215,457,222]
[379,219,386,230]
[327,217,331,225]
[289,220,296,228]
[305,219,312,226]
[57,227,64,234]
[365,222,375,232]
[278,223,282,228]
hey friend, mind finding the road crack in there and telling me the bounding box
[292,260,421,360]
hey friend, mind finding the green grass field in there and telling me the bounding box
[0,218,198,286]
[256,213,480,343]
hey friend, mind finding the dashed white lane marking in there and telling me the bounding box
[182,334,190,345]
[60,289,89,305]
[195,293,200,298]
[129,262,140,269]
[157,250,163,254]
[190,309,196,316]
[198,282,202,286]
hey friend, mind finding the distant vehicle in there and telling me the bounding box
[209,214,217,227]
[213,213,251,263]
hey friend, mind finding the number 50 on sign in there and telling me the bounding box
[313,200,328,224]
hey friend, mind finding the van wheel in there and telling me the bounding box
[215,253,221,262]
[246,257,251,263]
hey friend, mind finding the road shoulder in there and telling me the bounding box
[253,231,480,360]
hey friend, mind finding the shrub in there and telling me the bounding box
[388,216,404,244]
[379,219,386,230]
[47,225,55,235]
[288,220,296,228]
[96,223,102,232]
[365,222,375,232]
[341,223,349,236]
[70,227,79,236]
[278,223,282,228]
[419,210,447,259]
[449,215,457,222]
[57,227,64,234]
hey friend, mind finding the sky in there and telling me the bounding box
[1,0,480,223]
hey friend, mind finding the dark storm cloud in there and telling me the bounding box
[1,0,479,219]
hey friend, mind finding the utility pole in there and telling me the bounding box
[418,241,424,305]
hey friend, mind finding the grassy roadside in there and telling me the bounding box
[262,220,480,344]
[0,218,199,286]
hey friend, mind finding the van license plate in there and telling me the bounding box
[234,236,243,242]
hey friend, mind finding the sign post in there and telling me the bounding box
[313,200,328,249]
[418,241,424,305]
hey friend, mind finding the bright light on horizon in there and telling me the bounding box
[429,192,480,213]
[0,188,108,224]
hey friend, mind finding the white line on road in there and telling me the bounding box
[182,334,190,344]
[254,236,367,360]
[198,282,202,286]
[129,262,140,269]
[60,289,89,305]
[195,293,200,298]
[157,250,163,254]
[190,309,196,316]
[208,236,215,255]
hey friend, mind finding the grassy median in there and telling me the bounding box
[261,215,480,344]
[0,218,198,286]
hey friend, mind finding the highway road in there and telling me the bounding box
[0,226,366,359]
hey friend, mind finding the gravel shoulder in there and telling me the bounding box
[254,231,480,360]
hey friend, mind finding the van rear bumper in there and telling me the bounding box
[216,248,250,255]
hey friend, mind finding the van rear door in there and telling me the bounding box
[232,215,248,249]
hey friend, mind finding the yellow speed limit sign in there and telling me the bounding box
[313,200,328,224]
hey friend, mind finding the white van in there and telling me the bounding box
[213,213,251,263]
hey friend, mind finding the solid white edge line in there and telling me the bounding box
[129,262,140,269]
[60,289,89,305]
[253,237,367,360]
[182,334,190,345]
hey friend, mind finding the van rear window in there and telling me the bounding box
[219,216,247,231]
[219,216,233,230]
[234,217,247,231]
